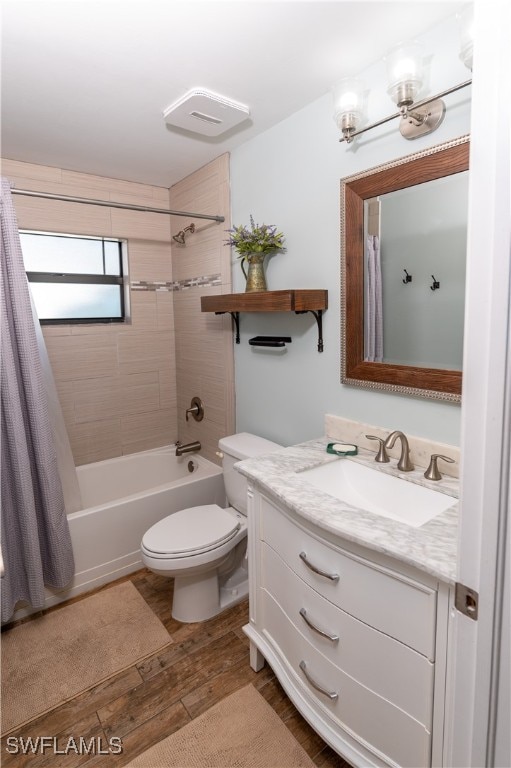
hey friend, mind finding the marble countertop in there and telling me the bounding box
[236,437,459,584]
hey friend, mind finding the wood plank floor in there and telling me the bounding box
[2,570,352,768]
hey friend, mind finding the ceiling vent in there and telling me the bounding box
[163,89,250,137]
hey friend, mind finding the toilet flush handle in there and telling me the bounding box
[215,450,224,459]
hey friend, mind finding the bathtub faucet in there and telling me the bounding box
[175,440,202,457]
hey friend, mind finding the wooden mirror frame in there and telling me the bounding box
[341,136,469,403]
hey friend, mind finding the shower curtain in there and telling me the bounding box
[1,178,75,623]
[29,290,83,516]
[365,235,383,363]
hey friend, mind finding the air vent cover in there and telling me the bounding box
[163,89,250,137]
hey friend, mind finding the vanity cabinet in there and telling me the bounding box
[244,487,452,768]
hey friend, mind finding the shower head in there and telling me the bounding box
[172,223,195,245]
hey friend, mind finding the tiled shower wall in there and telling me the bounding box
[169,154,235,463]
[3,154,234,467]
[3,158,178,465]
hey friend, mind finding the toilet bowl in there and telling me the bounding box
[140,432,281,623]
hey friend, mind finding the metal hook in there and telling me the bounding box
[402,269,412,284]
[430,275,440,291]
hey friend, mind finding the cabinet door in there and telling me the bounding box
[260,496,437,658]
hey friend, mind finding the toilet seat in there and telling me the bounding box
[141,505,241,559]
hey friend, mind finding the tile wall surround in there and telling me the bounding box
[3,157,177,465]
[169,154,235,465]
[5,153,232,467]
[325,414,460,479]
[131,275,222,292]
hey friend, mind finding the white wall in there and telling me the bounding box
[230,12,471,447]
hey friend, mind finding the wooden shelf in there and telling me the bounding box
[200,289,328,314]
[200,290,328,352]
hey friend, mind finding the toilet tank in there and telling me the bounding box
[218,432,282,515]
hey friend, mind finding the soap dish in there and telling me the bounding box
[326,442,358,457]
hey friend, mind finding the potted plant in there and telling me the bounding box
[225,215,286,292]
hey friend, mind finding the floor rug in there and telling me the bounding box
[1,581,172,734]
[125,683,316,767]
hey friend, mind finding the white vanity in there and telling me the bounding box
[237,437,459,768]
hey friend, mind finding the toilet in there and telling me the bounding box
[140,432,281,623]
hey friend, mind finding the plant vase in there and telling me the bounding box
[243,253,267,293]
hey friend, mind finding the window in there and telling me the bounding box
[20,231,128,324]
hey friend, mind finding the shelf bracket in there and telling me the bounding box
[215,311,240,343]
[295,310,324,352]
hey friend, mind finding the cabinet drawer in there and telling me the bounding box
[260,496,437,658]
[262,591,431,768]
[261,542,434,727]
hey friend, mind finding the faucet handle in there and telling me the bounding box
[185,396,204,422]
[424,454,455,481]
[365,435,390,463]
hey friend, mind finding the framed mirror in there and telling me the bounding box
[340,136,469,402]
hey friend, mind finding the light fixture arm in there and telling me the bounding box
[403,107,428,126]
[339,79,471,143]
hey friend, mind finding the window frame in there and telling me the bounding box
[21,230,130,325]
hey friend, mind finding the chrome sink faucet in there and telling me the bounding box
[384,431,414,472]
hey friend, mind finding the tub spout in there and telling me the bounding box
[175,440,201,457]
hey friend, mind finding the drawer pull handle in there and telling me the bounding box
[299,660,338,701]
[299,608,339,643]
[299,551,339,582]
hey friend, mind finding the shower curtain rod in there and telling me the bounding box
[11,188,225,223]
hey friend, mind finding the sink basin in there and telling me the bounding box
[299,459,454,528]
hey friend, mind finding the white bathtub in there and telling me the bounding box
[14,446,225,619]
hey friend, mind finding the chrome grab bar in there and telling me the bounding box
[299,608,339,643]
[299,661,338,701]
[299,552,339,582]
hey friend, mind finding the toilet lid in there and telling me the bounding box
[142,505,241,556]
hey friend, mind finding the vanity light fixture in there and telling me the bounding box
[332,78,366,143]
[386,40,446,140]
[336,25,473,145]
